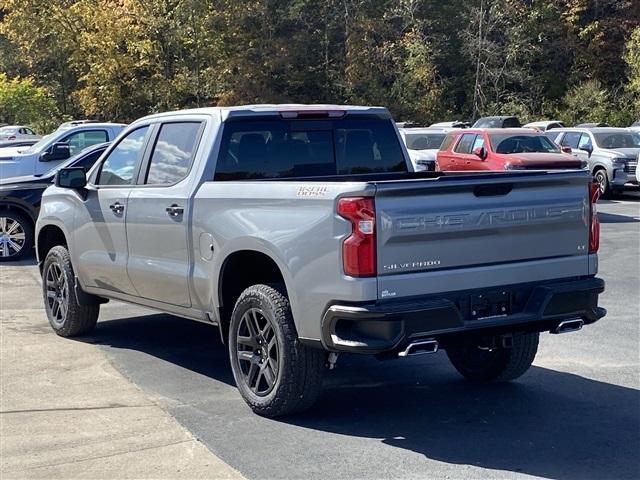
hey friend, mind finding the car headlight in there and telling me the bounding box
[612,157,627,166]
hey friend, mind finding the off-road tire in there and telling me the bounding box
[42,245,99,337]
[446,332,539,382]
[228,284,325,417]
[0,211,33,262]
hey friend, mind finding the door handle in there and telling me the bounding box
[166,204,184,217]
[109,202,125,214]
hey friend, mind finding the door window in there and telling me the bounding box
[63,130,109,156]
[145,122,202,185]
[96,127,150,186]
[454,133,477,154]
[560,132,581,149]
[472,135,485,151]
[578,133,593,150]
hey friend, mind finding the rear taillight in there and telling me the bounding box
[337,197,376,277]
[589,182,600,253]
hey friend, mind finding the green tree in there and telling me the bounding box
[0,73,59,131]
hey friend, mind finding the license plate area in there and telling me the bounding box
[469,290,511,320]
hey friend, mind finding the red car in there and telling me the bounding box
[436,128,583,171]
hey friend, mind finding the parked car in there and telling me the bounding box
[552,127,639,197]
[398,127,447,171]
[430,121,471,128]
[0,142,109,261]
[575,122,608,128]
[523,120,565,131]
[0,125,41,141]
[472,116,520,128]
[437,128,584,172]
[36,105,604,417]
[0,139,39,149]
[0,122,125,179]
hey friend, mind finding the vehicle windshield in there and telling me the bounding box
[403,132,446,150]
[593,132,640,149]
[23,135,52,153]
[490,134,561,154]
[474,117,519,128]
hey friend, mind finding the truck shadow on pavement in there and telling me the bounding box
[85,313,236,386]
[598,212,640,223]
[86,314,639,480]
[291,355,640,480]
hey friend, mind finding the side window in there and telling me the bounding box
[64,130,109,156]
[26,128,35,135]
[73,149,105,172]
[545,131,562,144]
[472,135,485,150]
[439,133,456,151]
[145,122,202,185]
[454,133,476,154]
[19,128,26,134]
[578,133,593,150]
[561,132,581,149]
[96,127,149,186]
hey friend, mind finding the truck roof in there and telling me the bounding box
[136,104,391,123]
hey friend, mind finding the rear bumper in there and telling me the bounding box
[320,277,605,354]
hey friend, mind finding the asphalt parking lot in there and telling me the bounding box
[2,191,639,480]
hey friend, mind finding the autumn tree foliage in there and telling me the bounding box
[0,0,638,129]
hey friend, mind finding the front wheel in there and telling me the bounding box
[446,332,539,383]
[594,169,612,199]
[0,211,33,261]
[228,284,325,417]
[42,245,99,337]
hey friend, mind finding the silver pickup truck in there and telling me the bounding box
[36,105,605,417]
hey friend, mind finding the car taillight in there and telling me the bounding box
[589,182,600,253]
[337,197,376,277]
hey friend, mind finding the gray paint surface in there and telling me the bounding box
[90,193,639,480]
[37,105,597,343]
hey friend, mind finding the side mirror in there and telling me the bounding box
[472,146,487,160]
[579,145,593,156]
[561,146,573,154]
[56,167,87,189]
[41,142,71,162]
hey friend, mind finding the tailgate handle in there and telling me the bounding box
[474,184,512,197]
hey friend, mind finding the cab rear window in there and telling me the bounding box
[214,117,407,180]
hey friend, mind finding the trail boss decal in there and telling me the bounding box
[296,186,328,197]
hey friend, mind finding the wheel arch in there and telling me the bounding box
[0,199,37,225]
[36,224,68,268]
[217,249,291,344]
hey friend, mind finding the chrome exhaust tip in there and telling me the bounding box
[398,339,439,357]
[551,319,584,335]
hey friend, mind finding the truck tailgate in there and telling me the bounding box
[374,171,592,299]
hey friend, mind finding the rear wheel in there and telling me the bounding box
[446,332,539,382]
[229,284,325,417]
[43,245,99,337]
[0,211,33,261]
